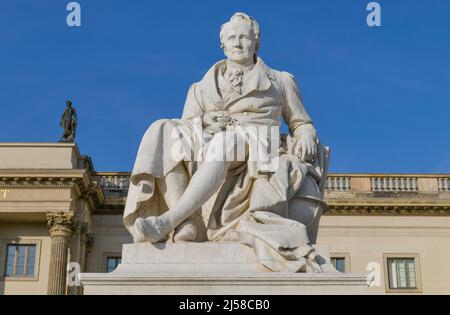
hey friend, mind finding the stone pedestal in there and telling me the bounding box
[80,242,368,295]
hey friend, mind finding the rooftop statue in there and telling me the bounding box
[60,100,77,143]
[123,13,329,272]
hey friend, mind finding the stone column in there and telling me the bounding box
[46,212,77,295]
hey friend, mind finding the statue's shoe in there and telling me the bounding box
[134,217,167,243]
[173,218,198,242]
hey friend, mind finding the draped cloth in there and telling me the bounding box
[123,58,325,272]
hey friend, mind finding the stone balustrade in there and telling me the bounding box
[371,176,418,192]
[438,178,450,192]
[98,174,130,189]
[95,173,130,197]
[94,172,450,217]
[96,173,450,196]
[326,176,352,192]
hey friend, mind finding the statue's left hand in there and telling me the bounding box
[294,133,317,162]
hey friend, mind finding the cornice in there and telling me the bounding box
[0,169,104,208]
[326,203,450,216]
[0,141,81,154]
[327,173,450,178]
[92,201,450,217]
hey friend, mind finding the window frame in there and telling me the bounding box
[330,253,351,273]
[0,239,41,281]
[383,253,422,294]
[102,252,122,273]
[106,256,122,273]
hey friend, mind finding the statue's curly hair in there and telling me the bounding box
[220,12,260,60]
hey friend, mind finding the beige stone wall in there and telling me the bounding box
[318,215,450,294]
[0,222,51,295]
[0,188,72,214]
[0,143,99,295]
[0,143,81,169]
[86,215,133,273]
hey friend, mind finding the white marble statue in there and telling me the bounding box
[124,13,329,272]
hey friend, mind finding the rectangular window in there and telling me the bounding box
[387,258,417,289]
[106,257,121,273]
[4,244,37,277]
[331,257,346,273]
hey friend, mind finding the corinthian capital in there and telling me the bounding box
[46,212,78,238]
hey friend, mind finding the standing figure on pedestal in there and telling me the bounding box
[60,100,77,143]
[124,13,329,272]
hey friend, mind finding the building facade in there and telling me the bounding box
[0,143,449,294]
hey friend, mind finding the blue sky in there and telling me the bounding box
[1,0,449,173]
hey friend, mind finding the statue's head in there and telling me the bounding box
[66,100,72,107]
[220,12,260,65]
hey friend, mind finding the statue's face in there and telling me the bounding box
[222,21,257,65]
